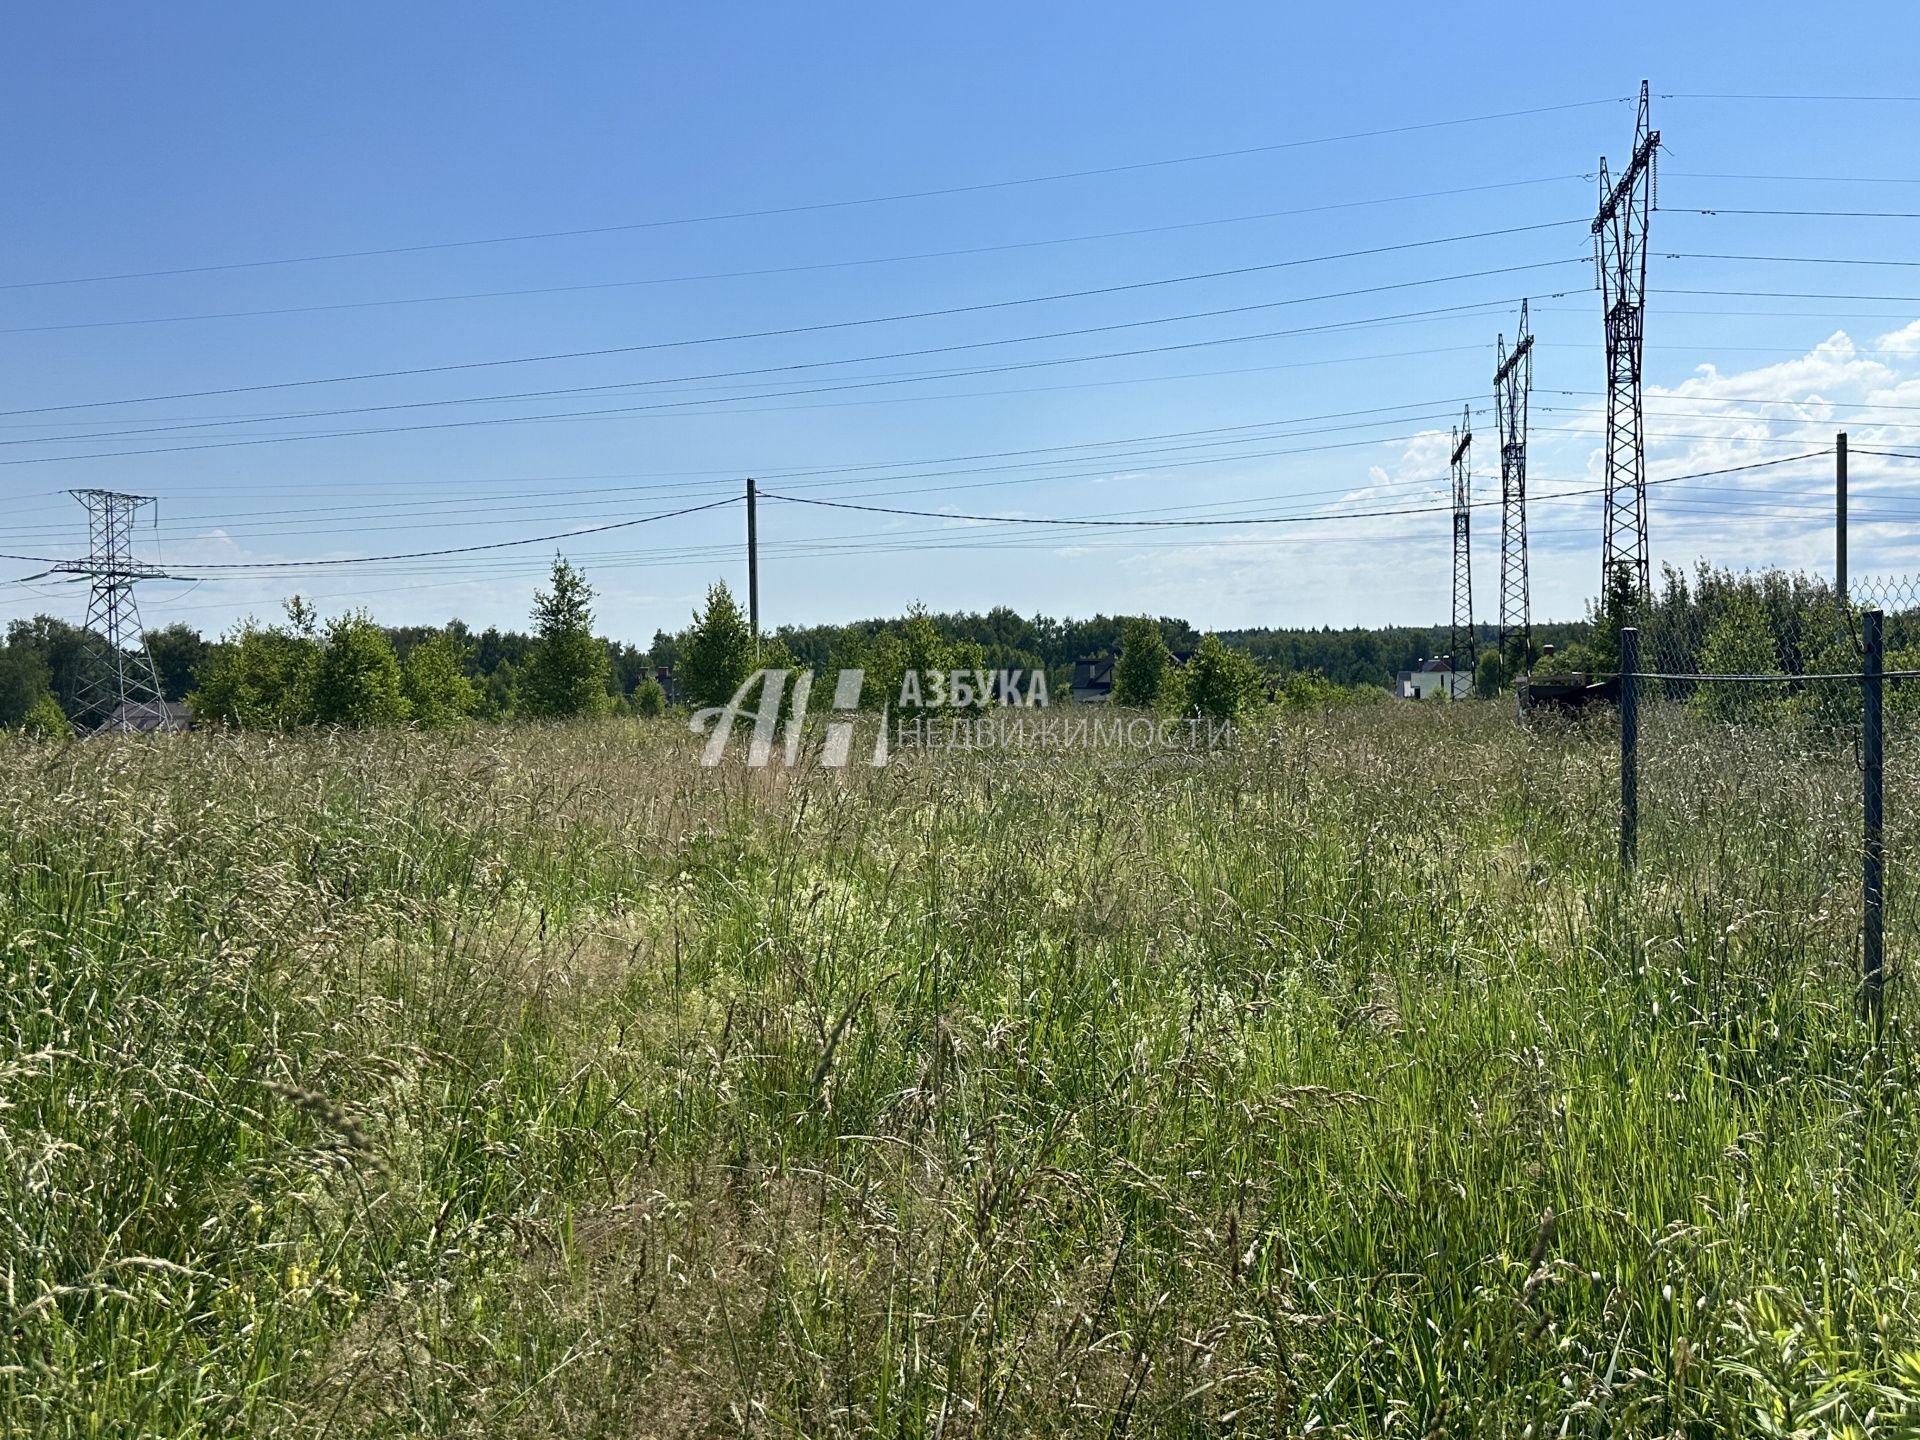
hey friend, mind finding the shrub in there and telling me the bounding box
[21,692,67,738]
[632,676,668,718]
[1274,670,1381,710]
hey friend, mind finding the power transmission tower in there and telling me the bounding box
[1494,299,1534,664]
[51,489,167,733]
[1594,80,1659,598]
[1449,406,1473,694]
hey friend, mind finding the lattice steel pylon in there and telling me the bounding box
[1449,406,1473,692]
[1494,299,1534,664]
[1594,80,1659,598]
[52,489,167,733]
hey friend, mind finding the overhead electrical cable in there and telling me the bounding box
[0,98,1627,291]
[0,196,1590,336]
[0,248,1585,421]
[0,496,742,570]
[755,451,1831,529]
[0,282,1586,466]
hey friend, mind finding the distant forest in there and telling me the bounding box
[0,598,1596,723]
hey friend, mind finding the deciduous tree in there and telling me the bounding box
[312,612,409,728]
[401,631,479,728]
[1113,617,1172,708]
[1180,634,1263,722]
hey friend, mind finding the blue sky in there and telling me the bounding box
[4,3,1920,643]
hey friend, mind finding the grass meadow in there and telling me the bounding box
[4,702,1920,1436]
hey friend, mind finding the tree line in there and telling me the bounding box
[25,555,1883,735]
[0,559,1396,733]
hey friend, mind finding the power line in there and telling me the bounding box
[755,451,1831,529]
[1661,92,1920,103]
[6,451,1830,584]
[1681,208,1920,220]
[0,496,741,571]
[1668,171,1920,185]
[3,418,1840,549]
[0,281,1585,465]
[0,340,1502,438]
[1661,283,1920,302]
[1667,251,1920,269]
[0,185,1590,337]
[0,395,1876,546]
[0,245,1583,423]
[0,403,1484,539]
[0,424,1497,549]
[0,393,1484,518]
[2,306,1909,444]
[0,98,1627,293]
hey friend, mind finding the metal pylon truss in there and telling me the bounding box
[1595,81,1659,598]
[52,489,167,732]
[1449,406,1474,689]
[1494,299,1534,663]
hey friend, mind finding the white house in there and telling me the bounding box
[1394,657,1469,701]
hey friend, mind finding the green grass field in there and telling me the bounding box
[5,704,1920,1436]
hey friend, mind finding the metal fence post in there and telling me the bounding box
[1620,626,1638,875]
[1864,609,1885,1026]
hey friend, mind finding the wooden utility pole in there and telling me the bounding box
[745,476,759,650]
[1836,432,1849,598]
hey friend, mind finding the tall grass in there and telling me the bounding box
[3,705,1919,1435]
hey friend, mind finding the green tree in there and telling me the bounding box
[1892,645,1920,727]
[477,662,517,720]
[284,595,318,637]
[1474,647,1508,700]
[144,623,209,702]
[1113,617,1173,708]
[649,627,682,673]
[948,635,990,715]
[188,605,321,729]
[632,675,667,718]
[1587,561,1642,675]
[859,630,907,710]
[680,581,756,708]
[6,615,97,719]
[894,605,953,711]
[1690,586,1781,725]
[1181,634,1264,722]
[0,644,53,728]
[401,631,479,728]
[518,557,612,718]
[312,612,409,727]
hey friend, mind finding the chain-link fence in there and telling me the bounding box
[1616,573,1920,1027]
